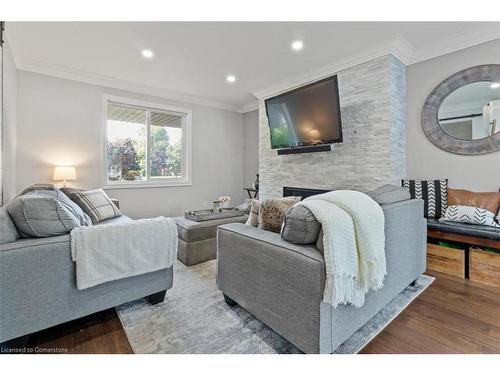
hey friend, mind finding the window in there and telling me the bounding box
[104,96,191,187]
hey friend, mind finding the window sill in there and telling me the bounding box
[103,181,192,190]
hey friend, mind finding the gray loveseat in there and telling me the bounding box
[0,204,173,344]
[216,198,427,354]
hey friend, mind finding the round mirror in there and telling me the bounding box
[438,81,500,141]
[421,65,500,155]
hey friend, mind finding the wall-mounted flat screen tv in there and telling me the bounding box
[265,75,342,150]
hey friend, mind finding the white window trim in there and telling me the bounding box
[102,94,192,189]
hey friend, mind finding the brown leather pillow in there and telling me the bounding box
[448,188,500,214]
[259,196,301,233]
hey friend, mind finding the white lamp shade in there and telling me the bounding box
[53,166,77,181]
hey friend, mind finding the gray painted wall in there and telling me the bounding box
[259,55,406,199]
[407,38,500,191]
[10,38,500,220]
[16,70,245,219]
[2,43,17,202]
[243,109,259,198]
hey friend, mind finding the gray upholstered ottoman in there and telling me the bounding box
[175,215,248,266]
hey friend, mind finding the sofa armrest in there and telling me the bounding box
[218,223,324,262]
[0,234,70,252]
[216,223,325,353]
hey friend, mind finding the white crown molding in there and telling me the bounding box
[252,34,415,100]
[238,101,259,113]
[408,26,500,65]
[8,24,500,113]
[251,26,500,101]
[15,59,241,113]
[392,33,415,64]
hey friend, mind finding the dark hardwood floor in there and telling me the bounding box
[23,309,133,354]
[6,270,500,354]
[361,270,500,354]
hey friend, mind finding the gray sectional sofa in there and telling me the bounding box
[0,205,173,344]
[216,198,427,354]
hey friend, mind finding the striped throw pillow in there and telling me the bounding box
[402,179,448,218]
[440,205,500,227]
[69,189,121,223]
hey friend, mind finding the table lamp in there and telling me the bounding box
[53,166,76,187]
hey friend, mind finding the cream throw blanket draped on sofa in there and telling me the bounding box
[299,191,386,308]
[71,217,177,290]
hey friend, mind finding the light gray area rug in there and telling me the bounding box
[117,260,434,354]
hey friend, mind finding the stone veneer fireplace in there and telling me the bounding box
[258,55,406,200]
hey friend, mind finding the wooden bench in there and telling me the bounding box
[427,229,500,286]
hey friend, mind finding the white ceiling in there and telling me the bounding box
[6,22,500,112]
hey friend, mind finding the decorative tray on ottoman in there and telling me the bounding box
[184,209,245,222]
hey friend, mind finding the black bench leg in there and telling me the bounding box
[223,293,238,307]
[147,290,167,305]
[410,279,418,287]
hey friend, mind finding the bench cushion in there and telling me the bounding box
[427,218,500,241]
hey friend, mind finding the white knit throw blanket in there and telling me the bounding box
[71,217,178,290]
[299,191,386,308]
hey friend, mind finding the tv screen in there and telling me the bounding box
[265,75,342,150]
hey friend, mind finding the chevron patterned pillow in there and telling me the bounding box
[440,205,500,227]
[401,179,448,218]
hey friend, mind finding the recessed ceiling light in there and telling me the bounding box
[491,82,500,89]
[226,75,236,84]
[291,40,304,51]
[141,49,154,59]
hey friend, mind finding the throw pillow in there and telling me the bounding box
[245,199,262,227]
[402,179,448,218]
[69,188,121,223]
[281,204,322,244]
[20,183,57,196]
[7,190,92,238]
[259,196,301,233]
[448,188,500,215]
[60,186,83,196]
[440,205,500,227]
[235,199,252,214]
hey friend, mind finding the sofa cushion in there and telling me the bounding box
[281,205,322,244]
[95,215,133,226]
[367,184,411,206]
[402,179,448,218]
[69,189,121,223]
[0,206,20,245]
[315,229,324,253]
[440,205,499,228]
[7,190,92,238]
[259,197,301,233]
[448,188,500,215]
[428,218,500,241]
